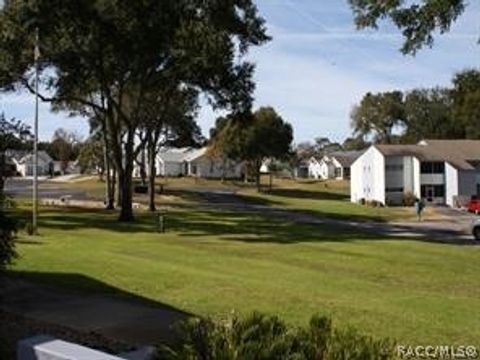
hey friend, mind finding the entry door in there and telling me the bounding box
[425,186,434,201]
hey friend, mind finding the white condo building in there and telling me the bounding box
[351,140,480,207]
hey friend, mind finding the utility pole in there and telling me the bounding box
[33,27,40,234]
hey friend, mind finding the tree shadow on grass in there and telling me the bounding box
[18,206,477,246]
[261,188,349,201]
[1,270,191,345]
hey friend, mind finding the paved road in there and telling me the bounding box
[181,189,479,244]
[5,178,90,200]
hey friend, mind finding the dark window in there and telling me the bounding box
[386,164,403,171]
[421,162,444,174]
[344,167,351,178]
[386,187,404,193]
[421,185,445,199]
[334,167,342,178]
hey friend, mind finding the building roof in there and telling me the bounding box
[329,151,364,167]
[6,150,53,164]
[373,139,480,171]
[157,147,210,163]
[157,147,193,163]
[184,147,208,162]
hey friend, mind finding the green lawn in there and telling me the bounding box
[9,206,480,345]
[239,178,434,222]
[48,176,434,222]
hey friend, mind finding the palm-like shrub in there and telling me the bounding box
[159,312,394,360]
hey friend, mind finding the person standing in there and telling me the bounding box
[415,198,425,221]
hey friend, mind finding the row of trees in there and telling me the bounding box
[0,0,270,222]
[350,69,480,144]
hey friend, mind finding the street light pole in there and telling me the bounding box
[33,27,40,234]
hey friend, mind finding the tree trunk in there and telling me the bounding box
[116,168,122,208]
[255,160,262,192]
[140,147,147,186]
[103,140,114,210]
[118,165,134,221]
[0,151,5,205]
[117,130,135,222]
[148,140,156,212]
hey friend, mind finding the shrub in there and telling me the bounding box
[366,200,383,208]
[158,312,395,360]
[358,198,366,205]
[24,222,35,236]
[402,192,417,207]
[134,185,148,194]
[0,210,17,271]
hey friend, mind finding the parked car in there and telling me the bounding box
[471,219,480,241]
[467,198,480,214]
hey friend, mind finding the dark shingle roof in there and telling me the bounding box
[374,140,480,170]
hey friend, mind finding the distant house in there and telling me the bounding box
[156,147,192,177]
[309,151,363,180]
[53,160,81,175]
[134,147,242,179]
[184,147,242,179]
[7,150,54,177]
[351,140,480,207]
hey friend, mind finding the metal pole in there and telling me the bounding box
[33,27,39,234]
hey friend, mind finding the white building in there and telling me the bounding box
[156,147,192,177]
[309,151,363,180]
[351,140,480,207]
[134,147,242,179]
[184,147,242,179]
[7,150,54,177]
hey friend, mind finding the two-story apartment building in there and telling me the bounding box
[351,140,480,207]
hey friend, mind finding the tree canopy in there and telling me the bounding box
[0,0,270,221]
[350,69,480,144]
[211,107,293,189]
[348,0,472,55]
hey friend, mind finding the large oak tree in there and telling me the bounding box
[0,0,269,221]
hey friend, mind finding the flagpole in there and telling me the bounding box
[33,27,39,234]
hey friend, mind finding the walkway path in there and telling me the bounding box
[0,277,189,346]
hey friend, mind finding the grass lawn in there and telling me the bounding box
[9,206,480,345]
[239,178,438,222]
[46,176,436,222]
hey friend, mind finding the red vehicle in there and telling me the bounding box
[467,198,480,214]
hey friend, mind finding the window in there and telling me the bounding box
[386,187,404,193]
[344,167,351,178]
[334,167,342,178]
[421,185,445,199]
[386,164,403,171]
[421,162,444,174]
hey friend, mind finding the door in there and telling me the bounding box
[425,185,434,202]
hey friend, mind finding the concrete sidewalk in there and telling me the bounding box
[0,277,189,346]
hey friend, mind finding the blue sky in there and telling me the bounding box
[1,0,479,143]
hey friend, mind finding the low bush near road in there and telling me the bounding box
[0,210,17,270]
[159,312,394,360]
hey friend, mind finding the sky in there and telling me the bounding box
[1,0,479,144]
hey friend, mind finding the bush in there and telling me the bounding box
[24,222,35,236]
[134,185,148,194]
[0,210,17,271]
[402,192,417,207]
[366,200,383,208]
[158,312,394,360]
